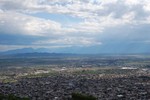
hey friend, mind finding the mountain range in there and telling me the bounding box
[0,45,150,56]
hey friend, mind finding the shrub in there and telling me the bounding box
[71,93,97,100]
[0,93,30,100]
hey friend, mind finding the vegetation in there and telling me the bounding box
[73,68,137,75]
[0,94,30,100]
[71,93,97,100]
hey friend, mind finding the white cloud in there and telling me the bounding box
[122,12,136,24]
[143,3,150,12]
[125,0,140,6]
[0,44,71,51]
[34,37,102,46]
[0,11,76,36]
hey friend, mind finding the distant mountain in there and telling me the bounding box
[9,52,79,58]
[0,48,51,55]
[0,48,79,57]
[0,44,150,56]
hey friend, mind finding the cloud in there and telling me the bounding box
[0,11,76,36]
[0,0,150,52]
[34,37,102,46]
[0,44,71,51]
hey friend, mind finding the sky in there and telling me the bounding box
[0,0,150,54]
